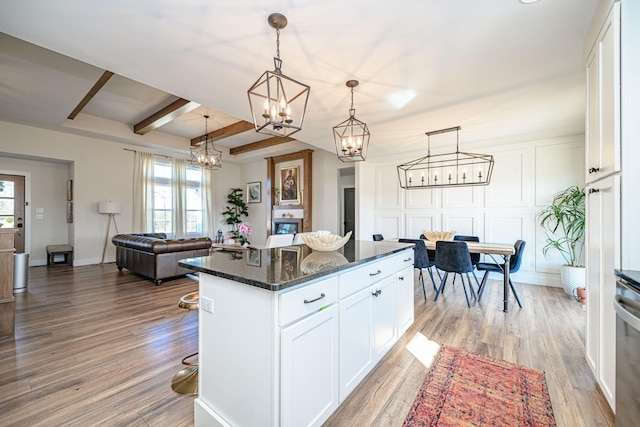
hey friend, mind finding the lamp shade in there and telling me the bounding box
[98,201,122,214]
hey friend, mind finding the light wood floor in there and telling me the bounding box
[0,265,614,426]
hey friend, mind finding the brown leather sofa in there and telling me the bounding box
[112,233,212,285]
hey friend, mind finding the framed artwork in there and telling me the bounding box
[246,249,261,267]
[66,179,73,201]
[247,181,261,203]
[279,166,300,204]
[279,247,300,281]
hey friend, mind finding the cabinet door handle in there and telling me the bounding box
[372,289,382,297]
[588,167,600,174]
[403,257,412,262]
[588,188,600,194]
[303,293,326,304]
[369,270,382,276]
[398,276,405,281]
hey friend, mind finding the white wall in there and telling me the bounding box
[0,120,242,266]
[357,134,585,286]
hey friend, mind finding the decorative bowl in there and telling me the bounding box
[421,230,456,241]
[301,231,352,252]
[300,251,349,275]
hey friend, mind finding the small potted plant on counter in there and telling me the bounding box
[537,185,586,297]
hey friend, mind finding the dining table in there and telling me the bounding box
[393,239,516,312]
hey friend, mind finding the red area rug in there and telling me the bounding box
[403,345,556,426]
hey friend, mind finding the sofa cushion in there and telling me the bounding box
[112,234,211,254]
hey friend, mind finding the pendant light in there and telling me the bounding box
[247,13,310,138]
[190,115,222,170]
[397,126,494,189]
[333,80,370,162]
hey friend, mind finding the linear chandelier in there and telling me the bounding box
[397,126,494,189]
[247,13,310,138]
[333,80,370,162]
[190,115,222,170]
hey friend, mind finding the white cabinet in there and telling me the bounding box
[372,275,397,363]
[194,246,414,427]
[585,2,620,184]
[339,285,374,401]
[586,175,619,409]
[281,304,339,427]
[584,1,623,412]
[396,265,415,336]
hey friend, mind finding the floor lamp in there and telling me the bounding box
[98,201,121,265]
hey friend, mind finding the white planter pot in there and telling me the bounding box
[561,265,586,296]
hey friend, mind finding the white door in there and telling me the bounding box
[0,174,25,253]
[281,304,339,427]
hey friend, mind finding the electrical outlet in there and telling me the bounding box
[201,296,214,313]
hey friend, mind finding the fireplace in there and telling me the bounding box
[273,218,303,235]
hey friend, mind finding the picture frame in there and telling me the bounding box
[279,166,300,205]
[247,181,261,203]
[279,246,300,281]
[246,249,261,267]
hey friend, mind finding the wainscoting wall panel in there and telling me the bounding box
[442,185,481,209]
[406,213,438,239]
[375,213,403,240]
[441,213,481,238]
[405,187,438,209]
[485,149,532,208]
[376,165,402,210]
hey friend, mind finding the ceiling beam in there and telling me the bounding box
[191,120,255,146]
[133,98,199,135]
[230,136,295,156]
[67,70,114,120]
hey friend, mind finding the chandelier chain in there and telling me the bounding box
[275,27,281,60]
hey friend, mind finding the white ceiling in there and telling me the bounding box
[0,0,599,164]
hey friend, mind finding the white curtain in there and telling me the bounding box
[171,158,187,237]
[202,167,216,237]
[132,151,155,232]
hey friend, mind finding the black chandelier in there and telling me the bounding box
[247,13,310,138]
[397,126,494,189]
[333,80,370,162]
[190,115,222,170]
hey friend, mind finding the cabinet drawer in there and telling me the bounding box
[279,277,338,326]
[339,255,400,298]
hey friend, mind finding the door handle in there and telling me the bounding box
[16,223,23,228]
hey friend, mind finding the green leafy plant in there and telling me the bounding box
[537,185,585,267]
[222,188,249,242]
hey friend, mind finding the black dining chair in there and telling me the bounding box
[419,234,442,282]
[434,240,477,308]
[453,235,481,289]
[476,240,526,308]
[372,234,384,241]
[399,238,438,299]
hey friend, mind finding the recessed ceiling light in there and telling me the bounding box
[518,0,540,4]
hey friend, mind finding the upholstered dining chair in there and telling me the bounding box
[476,240,526,308]
[453,235,481,289]
[399,238,438,299]
[434,240,477,308]
[372,234,384,241]
[419,234,442,282]
[264,234,294,248]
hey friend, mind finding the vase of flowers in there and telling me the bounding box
[238,222,252,246]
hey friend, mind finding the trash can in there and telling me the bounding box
[13,253,29,294]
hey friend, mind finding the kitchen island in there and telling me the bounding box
[179,240,414,427]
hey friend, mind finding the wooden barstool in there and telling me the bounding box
[171,291,199,395]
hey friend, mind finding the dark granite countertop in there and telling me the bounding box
[179,240,413,292]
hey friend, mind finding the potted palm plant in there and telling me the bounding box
[537,185,586,296]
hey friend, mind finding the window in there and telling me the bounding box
[151,159,205,237]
